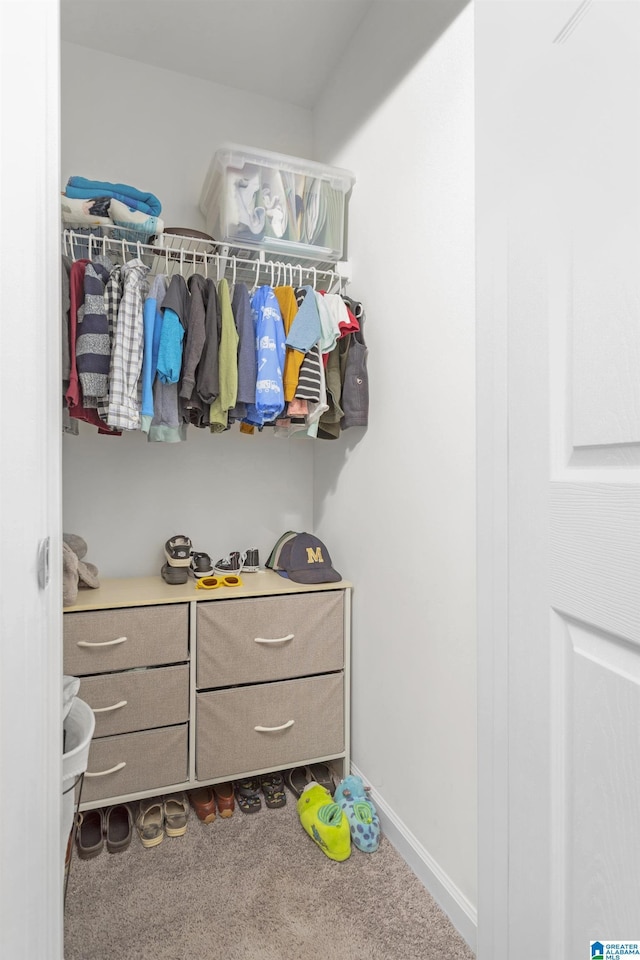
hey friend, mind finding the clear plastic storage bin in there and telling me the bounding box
[199,143,355,262]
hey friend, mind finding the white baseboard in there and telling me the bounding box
[350,763,478,954]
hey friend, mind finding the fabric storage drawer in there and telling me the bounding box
[196,672,344,780]
[81,723,188,805]
[78,664,189,738]
[64,604,188,676]
[196,591,343,688]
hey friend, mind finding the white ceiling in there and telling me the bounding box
[60,0,373,109]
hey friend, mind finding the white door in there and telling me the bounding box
[477,2,640,958]
[0,1,63,957]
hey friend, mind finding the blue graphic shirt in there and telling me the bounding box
[244,286,285,426]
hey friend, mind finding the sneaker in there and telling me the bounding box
[244,548,260,573]
[189,551,214,579]
[164,535,193,567]
[214,550,246,575]
[297,783,351,862]
[161,562,188,585]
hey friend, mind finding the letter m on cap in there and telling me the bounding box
[306,546,324,564]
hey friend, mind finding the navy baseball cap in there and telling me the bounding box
[276,532,341,584]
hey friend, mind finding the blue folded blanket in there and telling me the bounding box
[65,176,162,216]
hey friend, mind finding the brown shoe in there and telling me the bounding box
[213,781,235,817]
[189,787,216,824]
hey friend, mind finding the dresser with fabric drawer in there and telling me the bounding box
[63,572,351,809]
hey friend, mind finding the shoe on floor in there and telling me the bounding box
[283,765,309,799]
[297,783,351,862]
[333,774,368,804]
[136,797,164,848]
[307,762,336,796]
[334,775,380,853]
[76,808,104,859]
[259,771,287,809]
[233,778,261,813]
[213,781,235,817]
[164,535,193,567]
[161,561,188,585]
[105,803,133,854]
[163,792,189,836]
[189,787,216,824]
[339,797,381,853]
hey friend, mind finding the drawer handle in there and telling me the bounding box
[85,761,126,778]
[76,636,127,648]
[92,700,127,714]
[253,633,294,645]
[254,720,295,732]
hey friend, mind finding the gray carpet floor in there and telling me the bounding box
[64,795,475,960]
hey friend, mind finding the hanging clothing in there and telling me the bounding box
[274,285,303,402]
[196,278,219,406]
[140,274,168,433]
[180,274,207,402]
[339,296,369,430]
[244,285,286,427]
[209,278,239,433]
[228,281,257,422]
[67,258,120,436]
[284,284,320,353]
[106,258,150,431]
[77,261,111,405]
[96,263,122,427]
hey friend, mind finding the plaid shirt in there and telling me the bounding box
[106,259,150,430]
[97,263,122,423]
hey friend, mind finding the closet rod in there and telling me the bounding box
[61,229,349,292]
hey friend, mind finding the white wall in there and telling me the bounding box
[61,44,316,577]
[61,43,314,228]
[312,0,477,927]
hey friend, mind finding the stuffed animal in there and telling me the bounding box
[63,533,99,607]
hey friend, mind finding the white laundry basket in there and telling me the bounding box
[62,696,95,870]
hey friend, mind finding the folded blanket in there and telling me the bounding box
[61,195,113,227]
[65,175,162,216]
[110,198,164,238]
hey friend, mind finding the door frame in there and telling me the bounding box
[475,3,515,956]
[476,199,510,959]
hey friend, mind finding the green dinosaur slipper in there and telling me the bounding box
[296,783,351,862]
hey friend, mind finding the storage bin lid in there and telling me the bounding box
[210,142,355,191]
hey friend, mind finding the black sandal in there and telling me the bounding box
[259,772,287,809]
[233,778,261,813]
[283,766,309,799]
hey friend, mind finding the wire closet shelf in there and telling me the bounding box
[61,228,350,293]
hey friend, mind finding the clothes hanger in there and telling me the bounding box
[251,258,261,294]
